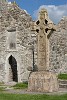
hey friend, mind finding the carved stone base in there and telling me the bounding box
[28,71,59,92]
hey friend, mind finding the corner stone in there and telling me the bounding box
[28,71,59,92]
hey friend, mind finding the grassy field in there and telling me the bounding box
[0,93,67,100]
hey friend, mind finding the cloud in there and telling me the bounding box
[33,4,67,24]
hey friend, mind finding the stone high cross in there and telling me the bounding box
[31,8,56,71]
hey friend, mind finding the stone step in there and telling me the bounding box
[59,84,67,88]
[0,82,17,90]
[4,81,17,86]
[0,86,6,87]
[58,79,67,89]
[58,79,67,84]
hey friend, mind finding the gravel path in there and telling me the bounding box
[2,88,67,95]
[1,82,67,95]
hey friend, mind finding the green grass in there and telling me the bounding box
[58,73,67,80]
[13,82,28,89]
[0,87,6,91]
[0,93,67,100]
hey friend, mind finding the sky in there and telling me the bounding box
[8,0,67,24]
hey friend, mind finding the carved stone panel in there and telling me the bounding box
[28,71,59,92]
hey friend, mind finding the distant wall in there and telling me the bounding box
[49,17,67,73]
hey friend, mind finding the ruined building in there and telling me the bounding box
[0,0,67,83]
[0,0,34,83]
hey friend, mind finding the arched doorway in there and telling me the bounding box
[8,55,18,82]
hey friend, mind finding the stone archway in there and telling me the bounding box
[8,55,18,82]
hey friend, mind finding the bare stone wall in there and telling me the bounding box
[49,17,67,73]
[0,2,36,82]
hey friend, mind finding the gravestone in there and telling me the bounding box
[28,8,58,92]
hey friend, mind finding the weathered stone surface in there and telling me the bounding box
[0,0,67,84]
[0,1,35,83]
[28,71,59,92]
[49,16,67,73]
[31,8,56,71]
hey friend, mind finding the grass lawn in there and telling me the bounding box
[58,73,67,80]
[13,82,28,89]
[0,93,67,100]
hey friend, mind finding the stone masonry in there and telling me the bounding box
[49,17,67,73]
[28,71,58,92]
[0,0,67,83]
[0,1,34,83]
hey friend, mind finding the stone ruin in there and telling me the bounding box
[0,0,67,92]
[0,0,33,83]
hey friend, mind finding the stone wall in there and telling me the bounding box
[49,17,67,73]
[0,2,37,82]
